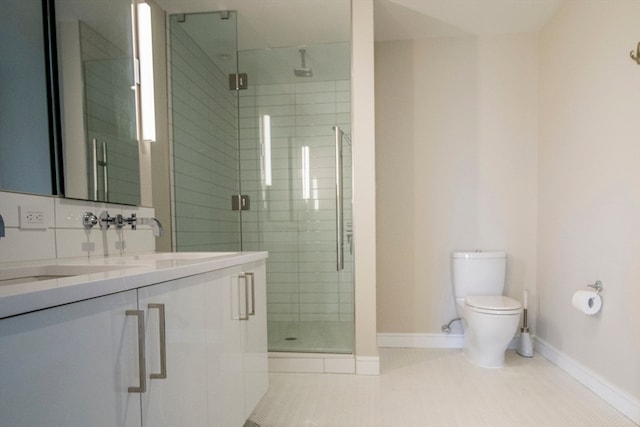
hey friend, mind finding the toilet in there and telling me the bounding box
[451,251,522,368]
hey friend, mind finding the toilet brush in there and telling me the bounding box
[517,289,534,358]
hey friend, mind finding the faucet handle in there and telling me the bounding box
[83,212,98,229]
[123,213,137,230]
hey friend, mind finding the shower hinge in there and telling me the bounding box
[229,73,248,90]
[231,194,250,211]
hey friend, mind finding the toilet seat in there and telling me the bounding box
[465,296,522,315]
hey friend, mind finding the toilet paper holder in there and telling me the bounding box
[587,280,603,296]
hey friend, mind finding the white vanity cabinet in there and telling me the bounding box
[0,290,142,427]
[205,261,269,426]
[138,274,210,427]
[241,260,268,419]
[0,254,268,427]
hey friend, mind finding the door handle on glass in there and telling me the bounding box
[148,304,167,379]
[126,310,147,393]
[334,126,344,271]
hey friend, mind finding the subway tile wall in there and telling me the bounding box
[239,79,354,323]
[0,191,156,263]
[168,23,353,323]
[169,21,241,252]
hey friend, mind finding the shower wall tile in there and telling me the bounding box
[170,23,240,252]
[295,81,336,93]
[256,83,295,95]
[239,75,352,323]
[296,103,337,116]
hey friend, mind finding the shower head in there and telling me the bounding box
[294,49,313,77]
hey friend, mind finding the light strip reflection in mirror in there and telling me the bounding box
[138,2,156,142]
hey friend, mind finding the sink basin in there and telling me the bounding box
[0,265,130,286]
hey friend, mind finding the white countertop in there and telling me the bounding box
[0,251,268,319]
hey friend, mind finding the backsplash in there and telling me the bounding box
[0,191,156,263]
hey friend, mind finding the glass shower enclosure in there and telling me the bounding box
[169,11,353,354]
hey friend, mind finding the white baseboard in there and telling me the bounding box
[534,337,640,425]
[356,356,380,375]
[377,332,464,348]
[268,352,380,376]
[377,332,520,349]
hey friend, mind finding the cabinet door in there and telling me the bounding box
[243,260,269,418]
[138,274,209,427]
[205,266,246,427]
[0,290,141,427]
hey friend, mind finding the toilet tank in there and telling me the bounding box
[451,251,506,298]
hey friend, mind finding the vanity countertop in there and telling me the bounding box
[0,251,268,319]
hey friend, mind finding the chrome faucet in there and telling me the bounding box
[137,217,163,238]
[83,211,163,237]
[0,213,5,238]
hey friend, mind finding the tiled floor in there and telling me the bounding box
[249,348,638,427]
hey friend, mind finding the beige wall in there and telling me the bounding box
[376,0,639,404]
[352,0,380,368]
[538,0,640,400]
[375,34,538,334]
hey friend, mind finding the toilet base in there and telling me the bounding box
[464,344,507,368]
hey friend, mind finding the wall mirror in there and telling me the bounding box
[55,0,141,205]
[0,0,61,196]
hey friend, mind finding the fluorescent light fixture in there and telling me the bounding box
[137,2,155,142]
[302,146,310,200]
[262,115,272,186]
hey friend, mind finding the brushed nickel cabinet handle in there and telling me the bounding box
[126,309,147,393]
[246,272,255,316]
[238,274,250,321]
[148,304,167,380]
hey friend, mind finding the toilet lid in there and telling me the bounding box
[465,296,522,314]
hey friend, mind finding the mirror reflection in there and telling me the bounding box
[0,0,57,195]
[55,0,141,205]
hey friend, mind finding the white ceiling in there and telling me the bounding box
[155,0,565,85]
[375,0,565,41]
[156,0,566,48]
[154,0,351,50]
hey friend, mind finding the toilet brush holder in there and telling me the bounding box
[517,308,534,358]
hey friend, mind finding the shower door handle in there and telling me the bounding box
[92,138,98,201]
[334,126,344,271]
[101,141,108,202]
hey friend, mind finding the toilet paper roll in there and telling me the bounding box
[572,290,602,315]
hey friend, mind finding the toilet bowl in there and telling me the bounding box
[458,296,522,367]
[451,251,522,368]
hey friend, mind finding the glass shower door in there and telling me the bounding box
[170,12,242,252]
[169,11,354,354]
[238,44,353,353]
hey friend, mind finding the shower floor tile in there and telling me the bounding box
[249,348,638,427]
[268,320,354,353]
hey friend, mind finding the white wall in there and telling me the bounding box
[375,0,639,416]
[375,34,538,334]
[538,0,640,403]
[0,191,156,263]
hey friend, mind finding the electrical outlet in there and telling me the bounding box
[19,205,48,230]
